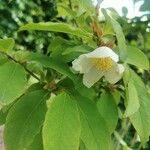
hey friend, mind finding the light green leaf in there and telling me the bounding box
[4,89,49,150]
[126,46,149,70]
[124,81,140,117]
[102,9,127,61]
[57,5,76,18]
[43,92,81,150]
[97,91,118,134]
[73,93,111,150]
[0,61,27,106]
[80,0,94,13]
[0,38,15,52]
[19,22,92,39]
[123,65,131,85]
[129,70,150,146]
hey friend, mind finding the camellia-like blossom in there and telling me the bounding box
[72,46,125,88]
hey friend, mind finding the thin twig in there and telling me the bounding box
[0,52,40,81]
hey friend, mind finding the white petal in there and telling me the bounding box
[118,64,125,74]
[83,67,104,88]
[85,46,119,62]
[72,54,93,73]
[104,63,124,84]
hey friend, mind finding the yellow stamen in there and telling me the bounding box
[91,57,113,71]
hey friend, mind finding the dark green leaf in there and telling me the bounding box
[26,132,43,150]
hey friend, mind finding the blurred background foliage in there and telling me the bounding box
[120,0,150,89]
[0,0,150,149]
[0,0,57,52]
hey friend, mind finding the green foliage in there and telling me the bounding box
[102,9,127,61]
[75,92,112,150]
[4,89,49,150]
[0,0,57,53]
[124,80,139,117]
[97,91,118,134]
[0,60,27,106]
[0,38,15,52]
[19,22,92,39]
[26,132,43,150]
[0,0,150,150]
[129,70,150,146]
[43,92,81,150]
[126,46,149,70]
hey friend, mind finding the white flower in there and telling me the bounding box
[72,46,125,88]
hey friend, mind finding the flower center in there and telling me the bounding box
[91,57,113,71]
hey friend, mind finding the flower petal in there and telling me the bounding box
[72,54,93,73]
[85,46,119,62]
[83,67,104,88]
[104,63,124,84]
[118,64,125,74]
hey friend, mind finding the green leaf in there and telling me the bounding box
[74,77,96,100]
[0,108,7,125]
[4,89,49,150]
[0,53,8,65]
[97,91,118,134]
[79,140,87,150]
[124,81,140,117]
[48,36,71,53]
[126,46,149,70]
[43,92,81,150]
[26,132,43,150]
[19,22,92,39]
[62,45,92,55]
[57,5,76,18]
[15,51,77,80]
[73,93,111,150]
[129,70,150,146]
[30,55,76,80]
[0,103,14,125]
[0,38,15,52]
[80,0,94,13]
[62,44,92,62]
[102,9,127,61]
[0,61,27,106]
